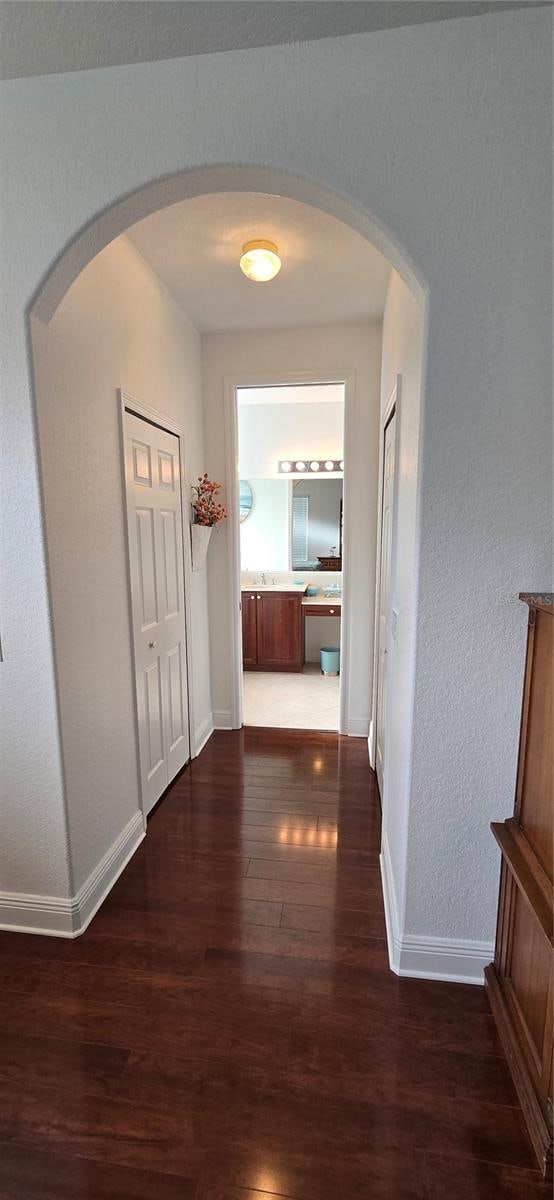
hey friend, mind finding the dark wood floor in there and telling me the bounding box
[0,728,548,1199]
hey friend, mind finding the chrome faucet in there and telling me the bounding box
[261,572,266,585]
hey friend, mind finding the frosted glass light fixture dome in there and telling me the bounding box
[239,239,282,282]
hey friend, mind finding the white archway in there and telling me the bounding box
[29,164,426,324]
[24,161,427,943]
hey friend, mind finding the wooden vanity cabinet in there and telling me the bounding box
[485,594,553,1179]
[241,593,258,668]
[242,591,304,672]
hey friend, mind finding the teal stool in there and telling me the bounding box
[320,646,340,676]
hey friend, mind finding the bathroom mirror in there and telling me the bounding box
[239,477,343,571]
[239,480,253,523]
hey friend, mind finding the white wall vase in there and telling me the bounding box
[190,524,212,572]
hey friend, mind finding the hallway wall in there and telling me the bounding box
[202,322,382,736]
[30,235,212,894]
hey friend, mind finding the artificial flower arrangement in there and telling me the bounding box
[191,474,228,526]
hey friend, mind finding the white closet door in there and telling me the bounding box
[376,411,396,797]
[124,410,190,815]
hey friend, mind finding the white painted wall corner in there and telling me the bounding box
[194,712,214,756]
[380,835,492,985]
[0,810,145,938]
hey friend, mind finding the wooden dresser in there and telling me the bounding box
[485,593,553,1178]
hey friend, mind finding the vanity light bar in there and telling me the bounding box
[278,459,343,475]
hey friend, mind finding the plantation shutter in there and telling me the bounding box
[291,496,309,567]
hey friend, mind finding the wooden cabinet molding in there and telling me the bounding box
[485,593,553,1179]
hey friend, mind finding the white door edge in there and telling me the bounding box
[118,390,194,821]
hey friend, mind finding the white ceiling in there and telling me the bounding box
[238,384,345,406]
[127,191,391,333]
[0,1,542,81]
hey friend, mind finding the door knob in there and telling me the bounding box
[148,641,156,649]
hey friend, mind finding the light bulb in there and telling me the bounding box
[310,461,320,471]
[280,461,291,472]
[239,240,281,282]
[295,461,306,471]
[324,460,334,471]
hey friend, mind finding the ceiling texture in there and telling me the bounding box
[127,191,391,333]
[0,1,545,81]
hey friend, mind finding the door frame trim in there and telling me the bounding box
[369,375,401,773]
[223,369,355,734]
[118,390,194,824]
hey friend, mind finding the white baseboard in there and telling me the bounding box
[345,716,370,738]
[0,810,145,939]
[212,709,233,729]
[392,933,494,984]
[380,835,492,986]
[193,712,214,757]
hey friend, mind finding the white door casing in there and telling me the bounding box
[224,369,354,734]
[123,409,190,814]
[375,408,397,796]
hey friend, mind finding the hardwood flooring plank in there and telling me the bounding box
[423,1155,552,1199]
[0,1031,129,1096]
[288,1026,520,1106]
[281,901,387,939]
[0,1144,197,1200]
[0,727,537,1200]
[0,1078,199,1179]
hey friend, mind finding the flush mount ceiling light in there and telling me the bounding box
[239,239,282,282]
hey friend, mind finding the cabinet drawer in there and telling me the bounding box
[303,604,341,617]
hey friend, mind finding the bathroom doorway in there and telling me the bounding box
[231,378,346,731]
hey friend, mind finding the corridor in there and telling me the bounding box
[0,729,546,1199]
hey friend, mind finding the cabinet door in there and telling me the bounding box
[257,593,303,670]
[242,593,258,667]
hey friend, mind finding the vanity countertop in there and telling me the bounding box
[302,594,342,607]
[241,584,308,594]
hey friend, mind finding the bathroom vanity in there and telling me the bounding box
[241,585,341,671]
[242,587,305,671]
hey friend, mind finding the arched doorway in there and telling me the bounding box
[23,165,426,938]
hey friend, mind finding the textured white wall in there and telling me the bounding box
[30,236,212,892]
[202,322,381,734]
[0,9,551,946]
[378,270,425,930]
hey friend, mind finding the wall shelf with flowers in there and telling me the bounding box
[190,474,227,571]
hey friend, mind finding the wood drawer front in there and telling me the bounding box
[304,604,340,617]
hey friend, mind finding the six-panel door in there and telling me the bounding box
[124,410,190,815]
